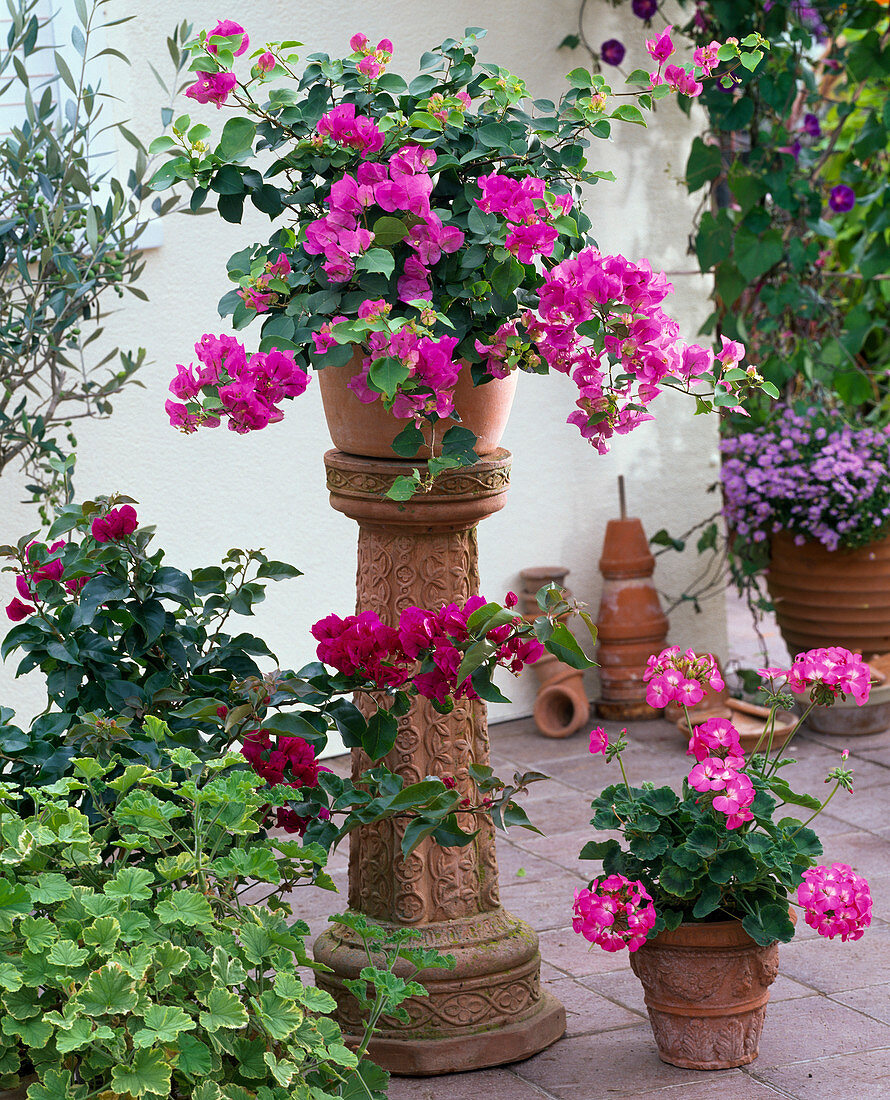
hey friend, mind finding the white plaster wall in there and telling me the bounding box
[0,0,726,737]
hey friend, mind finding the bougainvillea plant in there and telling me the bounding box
[574,644,872,949]
[149,22,772,493]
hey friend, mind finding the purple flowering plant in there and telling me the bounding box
[721,407,890,554]
[149,22,771,493]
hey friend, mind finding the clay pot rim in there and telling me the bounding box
[646,916,761,949]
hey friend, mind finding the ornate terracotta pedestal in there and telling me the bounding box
[313,448,565,1075]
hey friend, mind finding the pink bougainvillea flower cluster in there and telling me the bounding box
[6,540,66,621]
[91,505,139,544]
[166,332,310,435]
[475,174,568,265]
[643,646,724,709]
[475,245,748,454]
[349,32,394,81]
[344,331,462,422]
[797,863,872,941]
[241,731,331,835]
[311,595,543,705]
[316,103,384,157]
[303,143,462,291]
[184,20,248,108]
[572,875,657,952]
[686,717,755,829]
[236,252,292,315]
[759,647,872,707]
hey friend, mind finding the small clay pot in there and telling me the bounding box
[629,919,779,1070]
[595,518,668,720]
[317,354,518,459]
[519,567,591,739]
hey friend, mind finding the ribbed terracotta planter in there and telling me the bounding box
[317,356,518,459]
[767,531,890,660]
[629,920,779,1070]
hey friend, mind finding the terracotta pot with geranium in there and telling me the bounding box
[574,644,873,1070]
[149,21,774,494]
[721,406,890,659]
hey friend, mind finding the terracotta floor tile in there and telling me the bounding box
[754,995,890,1066]
[544,975,644,1035]
[778,924,890,994]
[753,1047,890,1099]
[512,1027,729,1099]
[500,873,582,932]
[830,982,890,1024]
[536,926,631,979]
[387,1066,552,1100]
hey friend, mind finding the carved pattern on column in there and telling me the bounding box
[347,524,499,924]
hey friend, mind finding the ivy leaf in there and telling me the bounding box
[133,1003,196,1047]
[156,888,214,927]
[0,878,33,930]
[174,1033,214,1077]
[83,915,121,953]
[709,847,758,884]
[110,1048,173,1098]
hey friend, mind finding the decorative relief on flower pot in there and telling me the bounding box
[313,448,565,1076]
[629,920,779,1070]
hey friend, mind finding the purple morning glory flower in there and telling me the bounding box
[600,39,626,66]
[829,185,856,213]
[632,0,658,19]
[803,113,821,138]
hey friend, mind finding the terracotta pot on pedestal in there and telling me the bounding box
[317,357,518,459]
[312,446,565,1075]
[595,510,668,721]
[767,531,890,660]
[519,567,590,739]
[629,920,780,1070]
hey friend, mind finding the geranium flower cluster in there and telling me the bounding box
[797,863,872,941]
[760,647,872,707]
[572,875,657,952]
[166,333,310,434]
[475,245,747,454]
[303,143,464,294]
[687,717,755,829]
[643,646,724,708]
[241,730,331,835]
[311,594,543,705]
[721,407,890,552]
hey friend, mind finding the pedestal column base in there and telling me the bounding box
[314,907,565,1075]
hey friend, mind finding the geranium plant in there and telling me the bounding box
[148,21,773,492]
[0,743,454,1099]
[574,644,872,949]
